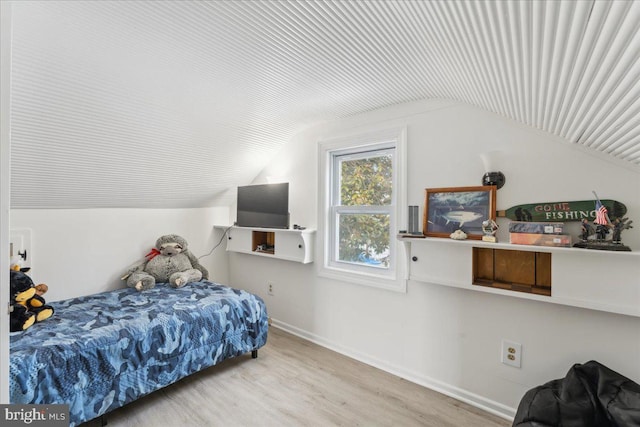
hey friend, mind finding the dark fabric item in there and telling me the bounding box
[513,360,640,427]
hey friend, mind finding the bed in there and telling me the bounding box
[9,280,268,427]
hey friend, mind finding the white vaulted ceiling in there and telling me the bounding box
[8,0,640,208]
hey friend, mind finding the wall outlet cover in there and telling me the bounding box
[501,339,522,368]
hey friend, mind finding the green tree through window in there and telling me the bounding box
[336,151,393,267]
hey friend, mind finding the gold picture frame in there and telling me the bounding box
[424,186,497,240]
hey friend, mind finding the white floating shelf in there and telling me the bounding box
[215,225,315,264]
[399,236,640,317]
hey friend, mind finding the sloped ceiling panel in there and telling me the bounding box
[9,0,640,209]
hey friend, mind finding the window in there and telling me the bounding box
[319,128,407,292]
[332,148,393,269]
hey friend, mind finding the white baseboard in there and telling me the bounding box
[270,318,516,421]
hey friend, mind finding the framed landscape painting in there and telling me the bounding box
[424,186,497,239]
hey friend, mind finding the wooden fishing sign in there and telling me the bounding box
[497,199,627,222]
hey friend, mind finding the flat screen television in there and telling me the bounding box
[236,182,290,229]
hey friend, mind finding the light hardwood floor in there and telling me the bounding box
[82,327,511,427]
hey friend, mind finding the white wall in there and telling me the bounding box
[10,207,231,302]
[1,0,13,405]
[229,99,640,418]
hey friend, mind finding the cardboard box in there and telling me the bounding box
[508,221,565,234]
[510,232,572,247]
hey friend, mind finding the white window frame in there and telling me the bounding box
[318,127,407,292]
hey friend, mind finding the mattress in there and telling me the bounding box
[10,281,268,426]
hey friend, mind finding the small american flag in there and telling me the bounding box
[594,200,608,225]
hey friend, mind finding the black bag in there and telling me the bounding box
[513,360,640,427]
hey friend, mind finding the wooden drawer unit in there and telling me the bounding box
[473,248,551,296]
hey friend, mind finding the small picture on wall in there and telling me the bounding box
[424,186,497,239]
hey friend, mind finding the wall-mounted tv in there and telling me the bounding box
[236,182,290,229]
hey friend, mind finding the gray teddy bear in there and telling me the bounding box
[123,234,209,291]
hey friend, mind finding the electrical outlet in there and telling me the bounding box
[501,340,522,368]
[267,281,274,296]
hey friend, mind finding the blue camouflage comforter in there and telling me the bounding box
[9,281,268,426]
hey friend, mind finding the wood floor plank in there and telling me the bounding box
[81,327,511,426]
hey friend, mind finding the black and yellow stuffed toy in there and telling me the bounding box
[10,269,54,332]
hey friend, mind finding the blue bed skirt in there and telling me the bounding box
[10,281,268,426]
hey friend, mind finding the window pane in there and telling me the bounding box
[339,153,393,206]
[337,213,390,268]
